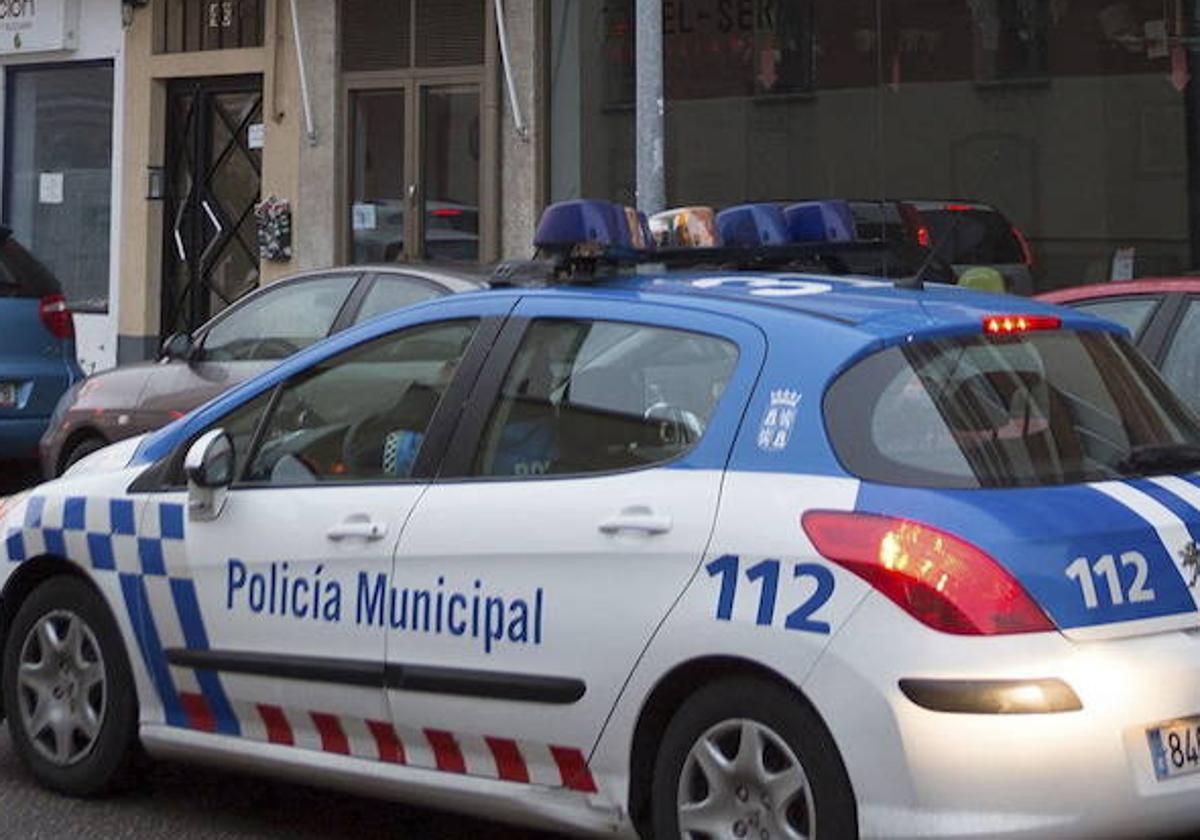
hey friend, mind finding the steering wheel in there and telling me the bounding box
[644,401,705,449]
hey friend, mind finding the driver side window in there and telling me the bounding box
[201,274,358,362]
[239,319,477,485]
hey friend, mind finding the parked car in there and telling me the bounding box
[40,264,483,477]
[1039,277,1200,415]
[904,199,1037,295]
[0,228,82,466]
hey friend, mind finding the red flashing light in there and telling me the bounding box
[983,315,1061,335]
[430,208,464,218]
[38,294,73,339]
[802,511,1053,635]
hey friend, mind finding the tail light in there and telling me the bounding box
[38,294,74,339]
[801,511,1054,635]
[898,202,931,248]
[983,314,1061,334]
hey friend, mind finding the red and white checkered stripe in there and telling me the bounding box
[225,702,597,793]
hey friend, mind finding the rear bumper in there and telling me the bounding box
[809,595,1200,839]
[0,416,49,461]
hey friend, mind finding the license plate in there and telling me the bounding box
[1148,717,1200,780]
[0,382,14,408]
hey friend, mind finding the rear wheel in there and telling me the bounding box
[651,677,857,840]
[2,576,138,796]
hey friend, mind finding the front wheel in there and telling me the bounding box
[651,677,857,840]
[2,575,138,796]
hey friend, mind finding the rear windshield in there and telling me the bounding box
[923,210,1024,264]
[0,232,61,299]
[825,330,1200,488]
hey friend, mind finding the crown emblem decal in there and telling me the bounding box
[758,387,801,453]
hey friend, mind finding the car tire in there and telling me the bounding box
[2,575,138,797]
[650,676,857,840]
[60,436,107,475]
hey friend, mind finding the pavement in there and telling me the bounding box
[0,727,565,839]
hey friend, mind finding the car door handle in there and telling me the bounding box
[326,518,388,542]
[598,506,672,536]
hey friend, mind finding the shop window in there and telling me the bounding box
[342,0,484,71]
[156,0,266,53]
[3,63,114,313]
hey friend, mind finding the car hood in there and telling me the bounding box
[63,434,149,479]
[69,362,161,411]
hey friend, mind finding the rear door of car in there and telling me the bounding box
[381,297,766,786]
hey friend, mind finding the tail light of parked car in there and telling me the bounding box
[38,294,74,339]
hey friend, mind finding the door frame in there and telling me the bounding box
[161,73,264,341]
[340,66,494,266]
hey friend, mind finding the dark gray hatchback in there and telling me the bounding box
[39,264,482,477]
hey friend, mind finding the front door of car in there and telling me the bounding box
[137,306,501,754]
[137,272,364,424]
[384,298,765,788]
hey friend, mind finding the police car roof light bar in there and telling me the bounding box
[784,200,856,244]
[715,203,791,248]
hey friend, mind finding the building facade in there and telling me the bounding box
[0,0,124,373]
[10,1,1194,368]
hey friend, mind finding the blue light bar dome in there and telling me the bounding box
[534,199,642,255]
[783,200,856,243]
[715,203,790,247]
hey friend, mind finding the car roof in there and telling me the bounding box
[590,271,1109,342]
[1037,277,1200,304]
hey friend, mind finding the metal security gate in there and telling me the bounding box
[162,75,263,340]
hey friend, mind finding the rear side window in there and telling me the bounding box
[923,210,1024,264]
[474,319,739,477]
[826,330,1200,488]
[0,233,61,299]
[353,274,444,325]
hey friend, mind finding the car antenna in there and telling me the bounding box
[896,212,961,292]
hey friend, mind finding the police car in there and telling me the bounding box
[2,199,1200,840]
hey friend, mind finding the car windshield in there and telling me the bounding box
[825,329,1200,488]
[923,209,1024,264]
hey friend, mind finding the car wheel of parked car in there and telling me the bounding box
[651,677,857,840]
[2,576,138,796]
[60,436,107,475]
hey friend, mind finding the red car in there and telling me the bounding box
[1038,278,1200,413]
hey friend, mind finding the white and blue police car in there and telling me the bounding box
[2,199,1200,840]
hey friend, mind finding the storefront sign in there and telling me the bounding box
[0,0,79,55]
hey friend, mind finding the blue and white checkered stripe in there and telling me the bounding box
[5,495,239,736]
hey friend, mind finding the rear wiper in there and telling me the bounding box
[1116,443,1200,475]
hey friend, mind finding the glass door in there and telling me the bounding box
[347,82,481,264]
[419,85,480,262]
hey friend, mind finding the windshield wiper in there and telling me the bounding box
[1116,443,1200,475]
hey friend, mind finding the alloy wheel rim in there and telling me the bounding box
[17,609,107,767]
[677,718,815,840]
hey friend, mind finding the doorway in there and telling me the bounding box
[347,82,482,265]
[162,75,263,340]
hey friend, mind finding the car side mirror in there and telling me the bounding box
[185,429,233,521]
[161,332,196,362]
